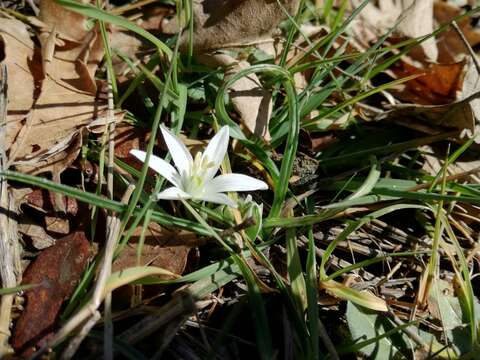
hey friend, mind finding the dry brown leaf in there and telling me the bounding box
[110,28,144,75]
[434,2,480,63]
[199,53,272,141]
[176,0,301,52]
[459,58,480,140]
[384,58,480,141]
[12,231,90,356]
[113,221,199,274]
[44,216,69,235]
[1,12,115,176]
[389,60,465,105]
[39,0,91,42]
[110,5,172,76]
[383,95,477,139]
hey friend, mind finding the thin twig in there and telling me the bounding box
[60,311,101,360]
[0,64,18,357]
[388,309,428,350]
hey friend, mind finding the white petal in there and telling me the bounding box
[203,126,229,179]
[156,187,191,200]
[205,174,268,193]
[130,149,181,187]
[160,125,193,176]
[195,192,238,208]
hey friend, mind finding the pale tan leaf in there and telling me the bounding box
[39,0,91,42]
[460,58,480,141]
[351,0,437,61]
[397,0,437,62]
[18,220,56,250]
[1,18,119,176]
[199,53,272,141]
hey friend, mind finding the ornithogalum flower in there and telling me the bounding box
[130,125,268,208]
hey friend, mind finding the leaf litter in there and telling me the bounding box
[1,0,480,359]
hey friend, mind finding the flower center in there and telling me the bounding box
[183,152,215,195]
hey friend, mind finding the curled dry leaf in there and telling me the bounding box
[199,53,272,141]
[12,231,90,355]
[111,222,198,305]
[384,59,479,142]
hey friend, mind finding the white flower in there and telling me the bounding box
[130,125,268,208]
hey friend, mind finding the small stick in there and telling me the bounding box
[0,64,17,357]
[60,311,101,360]
[388,308,428,350]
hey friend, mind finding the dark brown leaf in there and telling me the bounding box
[12,232,90,355]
